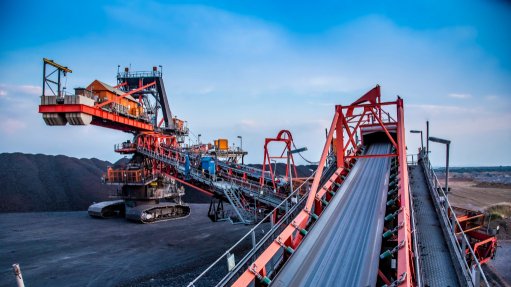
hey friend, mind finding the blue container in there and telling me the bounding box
[208,161,216,176]
[201,156,212,171]
[184,155,190,175]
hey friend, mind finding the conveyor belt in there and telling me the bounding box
[272,143,391,287]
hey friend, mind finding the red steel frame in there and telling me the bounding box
[233,86,415,287]
[39,80,157,133]
[450,207,498,265]
[260,130,298,191]
[466,231,497,265]
[39,104,154,132]
[39,62,217,197]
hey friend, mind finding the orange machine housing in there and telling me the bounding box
[215,139,229,150]
[86,80,143,117]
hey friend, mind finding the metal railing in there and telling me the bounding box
[114,142,137,152]
[419,151,489,286]
[407,153,418,165]
[103,168,156,185]
[187,170,317,287]
[117,70,162,78]
[406,155,422,287]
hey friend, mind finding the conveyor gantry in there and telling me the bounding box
[272,143,392,286]
[189,86,493,287]
[230,86,417,286]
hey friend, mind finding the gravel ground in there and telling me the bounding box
[485,240,511,286]
[0,204,251,287]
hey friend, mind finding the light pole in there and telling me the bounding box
[426,121,429,158]
[288,147,307,193]
[237,135,243,164]
[271,160,278,177]
[410,130,424,154]
[429,136,451,194]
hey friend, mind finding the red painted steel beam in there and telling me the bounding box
[170,175,214,196]
[340,112,358,149]
[368,108,399,150]
[233,113,342,287]
[314,167,343,200]
[233,209,311,286]
[306,111,340,210]
[396,97,414,286]
[379,269,392,286]
[261,130,298,190]
[113,81,127,89]
[339,100,398,110]
[342,109,368,152]
[233,89,416,287]
[39,104,154,132]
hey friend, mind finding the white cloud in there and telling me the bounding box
[239,119,258,128]
[0,118,27,133]
[0,84,42,96]
[18,85,42,95]
[448,93,471,99]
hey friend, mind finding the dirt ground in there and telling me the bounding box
[449,179,511,238]
[448,179,511,286]
[448,179,511,211]
[0,204,251,287]
[2,177,509,286]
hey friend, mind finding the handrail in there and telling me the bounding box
[117,70,162,78]
[407,165,422,287]
[419,150,489,286]
[187,169,317,287]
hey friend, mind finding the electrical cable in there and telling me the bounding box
[292,141,319,164]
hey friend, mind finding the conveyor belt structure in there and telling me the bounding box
[271,143,392,286]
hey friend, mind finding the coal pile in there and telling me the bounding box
[0,153,114,212]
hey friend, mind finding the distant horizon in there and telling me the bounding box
[2,151,509,168]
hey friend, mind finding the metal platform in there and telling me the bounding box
[271,143,391,286]
[409,164,461,287]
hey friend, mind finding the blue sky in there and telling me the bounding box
[0,0,510,167]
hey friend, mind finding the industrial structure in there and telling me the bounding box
[39,58,306,224]
[38,58,498,286]
[188,87,498,287]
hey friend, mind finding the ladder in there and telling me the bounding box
[223,187,255,224]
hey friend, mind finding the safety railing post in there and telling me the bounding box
[12,264,24,287]
[451,212,457,233]
[461,237,466,258]
[472,265,481,286]
[251,230,256,250]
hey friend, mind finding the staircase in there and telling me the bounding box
[223,187,255,224]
